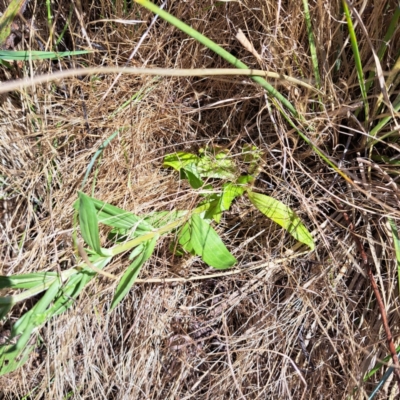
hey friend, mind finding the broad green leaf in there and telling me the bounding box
[248,191,314,250]
[0,50,90,61]
[163,152,200,171]
[0,272,57,290]
[182,164,204,189]
[189,214,237,269]
[205,183,244,223]
[78,192,103,255]
[110,236,158,310]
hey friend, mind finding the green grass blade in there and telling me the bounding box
[134,0,297,116]
[189,214,237,269]
[0,50,91,61]
[111,236,158,310]
[302,0,321,89]
[248,191,315,250]
[342,0,369,122]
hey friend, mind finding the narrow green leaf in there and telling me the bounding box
[78,192,103,255]
[343,0,369,121]
[75,195,153,231]
[248,191,315,250]
[0,272,57,290]
[0,50,90,61]
[189,214,237,269]
[110,236,158,310]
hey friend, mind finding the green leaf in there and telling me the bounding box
[177,222,194,253]
[0,50,90,61]
[163,152,200,171]
[205,182,244,223]
[74,196,153,232]
[196,151,236,180]
[248,191,315,250]
[110,236,158,310]
[189,214,237,269]
[0,272,57,290]
[181,164,204,189]
[164,149,237,182]
[78,192,103,255]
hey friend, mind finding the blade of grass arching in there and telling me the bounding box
[388,218,400,294]
[133,0,298,117]
[342,0,369,123]
[302,0,321,89]
[365,5,400,94]
[0,50,91,61]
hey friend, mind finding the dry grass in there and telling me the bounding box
[0,0,400,398]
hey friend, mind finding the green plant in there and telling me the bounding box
[0,146,313,375]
